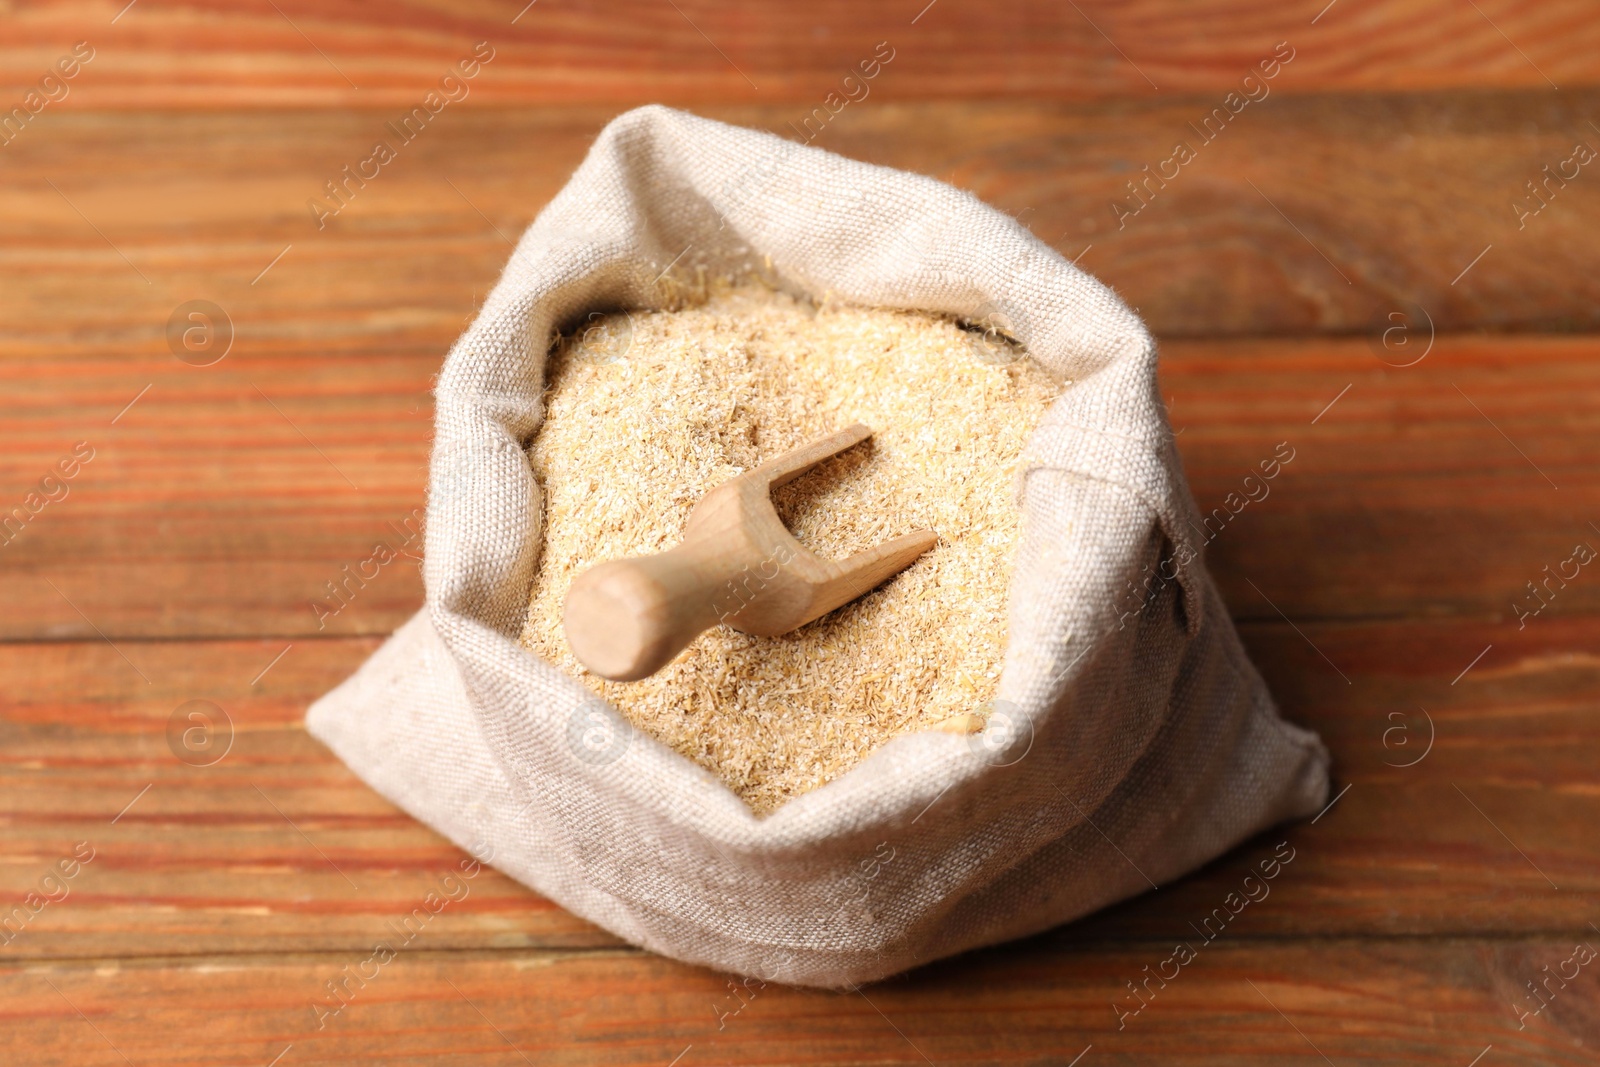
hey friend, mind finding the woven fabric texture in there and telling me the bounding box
[307,105,1330,988]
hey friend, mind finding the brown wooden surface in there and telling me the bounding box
[4,100,1600,342]
[5,333,1599,639]
[2,618,1596,963]
[4,0,1600,106]
[5,1,1600,1063]
[9,941,1599,1066]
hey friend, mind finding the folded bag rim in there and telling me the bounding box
[424,104,1209,837]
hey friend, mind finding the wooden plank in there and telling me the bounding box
[1,617,1595,960]
[1099,615,1600,939]
[9,89,1600,644]
[3,331,1598,638]
[0,636,615,959]
[0,349,435,640]
[2,0,1597,108]
[1166,332,1600,623]
[817,97,1600,337]
[4,98,1598,345]
[6,938,1598,1065]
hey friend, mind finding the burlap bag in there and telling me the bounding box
[307,105,1330,988]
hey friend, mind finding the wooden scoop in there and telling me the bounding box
[563,423,937,681]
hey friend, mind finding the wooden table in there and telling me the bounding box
[4,2,1597,1063]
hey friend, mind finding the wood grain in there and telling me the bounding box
[1166,332,1600,623]
[3,333,1598,638]
[1,0,1596,107]
[2,616,1594,960]
[3,13,1597,1058]
[3,102,1600,643]
[3,99,1598,346]
[6,939,1598,1066]
[0,636,613,960]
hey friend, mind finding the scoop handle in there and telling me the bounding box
[563,537,756,681]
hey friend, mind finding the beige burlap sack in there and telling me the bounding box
[307,105,1330,988]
